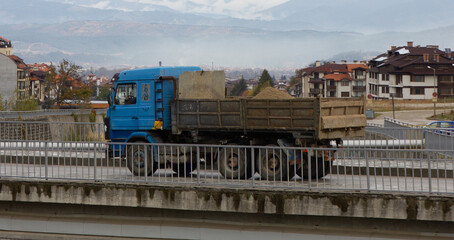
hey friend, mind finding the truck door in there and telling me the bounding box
[138,81,155,130]
[110,82,138,132]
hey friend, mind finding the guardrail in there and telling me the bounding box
[0,121,104,142]
[0,109,107,119]
[1,120,452,150]
[0,140,452,194]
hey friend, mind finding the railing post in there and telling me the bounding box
[45,141,49,180]
[308,150,312,189]
[196,146,201,184]
[94,142,97,181]
[428,152,432,193]
[366,149,370,191]
[251,147,255,187]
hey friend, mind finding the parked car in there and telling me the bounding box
[425,121,454,135]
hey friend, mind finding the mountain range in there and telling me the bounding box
[1,0,454,69]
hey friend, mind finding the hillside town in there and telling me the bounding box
[2,36,454,110]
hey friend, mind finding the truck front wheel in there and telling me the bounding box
[218,147,251,179]
[126,141,157,176]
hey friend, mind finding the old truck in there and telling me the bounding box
[104,66,366,180]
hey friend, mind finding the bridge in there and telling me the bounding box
[0,119,453,239]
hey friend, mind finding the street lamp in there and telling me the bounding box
[427,66,437,116]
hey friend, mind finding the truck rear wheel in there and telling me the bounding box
[126,140,157,176]
[256,145,294,181]
[218,147,251,179]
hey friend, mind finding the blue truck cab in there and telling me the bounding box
[105,66,201,150]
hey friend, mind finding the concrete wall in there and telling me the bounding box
[0,53,17,102]
[0,180,452,222]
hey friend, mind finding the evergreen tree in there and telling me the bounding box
[230,78,247,96]
[252,69,274,96]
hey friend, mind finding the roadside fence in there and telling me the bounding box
[0,121,104,142]
[0,140,452,194]
[0,109,106,119]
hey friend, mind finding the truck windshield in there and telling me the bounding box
[115,83,136,105]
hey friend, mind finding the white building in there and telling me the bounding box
[368,42,454,99]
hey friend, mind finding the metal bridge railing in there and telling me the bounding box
[0,140,452,194]
[0,109,107,119]
[0,121,105,142]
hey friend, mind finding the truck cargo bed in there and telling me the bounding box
[173,98,366,140]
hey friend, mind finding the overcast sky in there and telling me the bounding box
[57,0,290,19]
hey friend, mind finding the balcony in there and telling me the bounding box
[327,85,336,91]
[353,86,366,92]
[310,88,321,94]
[309,78,323,84]
[353,76,366,81]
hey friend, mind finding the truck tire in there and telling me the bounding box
[256,145,294,181]
[218,146,251,179]
[297,156,331,179]
[126,140,157,176]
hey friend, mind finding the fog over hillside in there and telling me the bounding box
[1,0,454,69]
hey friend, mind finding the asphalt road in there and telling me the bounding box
[368,109,445,125]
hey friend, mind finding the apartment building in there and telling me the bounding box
[9,55,30,100]
[300,61,368,98]
[0,53,17,102]
[0,36,12,56]
[368,42,454,99]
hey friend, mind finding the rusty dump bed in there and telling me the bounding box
[173,98,366,140]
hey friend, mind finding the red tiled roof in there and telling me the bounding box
[0,36,10,43]
[347,64,368,72]
[8,55,22,61]
[323,73,351,81]
[303,64,348,75]
[8,55,28,69]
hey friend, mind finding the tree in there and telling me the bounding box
[289,69,303,87]
[229,78,247,96]
[96,85,111,100]
[46,59,92,106]
[252,69,274,96]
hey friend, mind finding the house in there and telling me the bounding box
[368,42,454,99]
[0,36,12,56]
[300,60,368,98]
[86,73,109,97]
[28,63,50,103]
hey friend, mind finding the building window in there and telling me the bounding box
[434,54,439,62]
[341,92,350,97]
[396,74,402,85]
[423,54,429,62]
[381,74,389,81]
[341,80,349,86]
[411,75,425,82]
[356,70,364,77]
[439,76,451,82]
[18,81,26,89]
[410,87,425,95]
[381,86,389,94]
